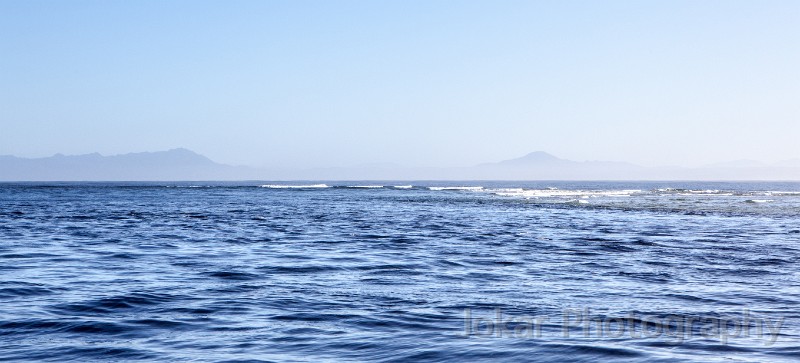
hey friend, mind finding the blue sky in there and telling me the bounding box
[1,1,798,167]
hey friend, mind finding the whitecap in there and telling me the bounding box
[487,188,524,194]
[766,191,800,196]
[490,189,641,199]
[260,184,329,189]
[428,186,484,191]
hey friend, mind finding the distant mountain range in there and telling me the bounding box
[1,149,799,181]
[0,148,255,181]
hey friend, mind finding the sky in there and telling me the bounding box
[1,0,798,168]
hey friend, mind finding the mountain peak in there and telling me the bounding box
[166,147,197,155]
[114,148,216,166]
[489,151,567,167]
[518,151,561,162]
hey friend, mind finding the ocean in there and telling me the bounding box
[1,181,798,362]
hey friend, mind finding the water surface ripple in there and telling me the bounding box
[1,181,799,362]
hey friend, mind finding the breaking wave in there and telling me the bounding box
[260,184,330,189]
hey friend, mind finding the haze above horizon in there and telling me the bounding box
[1,1,798,169]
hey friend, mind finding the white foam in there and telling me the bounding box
[492,189,640,198]
[745,199,772,203]
[659,189,734,196]
[676,192,734,196]
[393,185,414,189]
[488,188,525,193]
[346,185,384,189]
[689,189,724,194]
[765,191,800,196]
[260,184,329,189]
[428,186,484,191]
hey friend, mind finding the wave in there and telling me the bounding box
[165,185,214,188]
[490,189,640,198]
[567,199,590,204]
[764,191,800,196]
[260,184,330,189]
[251,184,800,202]
[428,186,484,191]
[655,189,800,197]
[488,188,525,193]
[656,188,734,196]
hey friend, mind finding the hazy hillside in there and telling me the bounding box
[1,149,799,181]
[0,148,256,181]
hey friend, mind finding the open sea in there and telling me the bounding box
[1,181,799,362]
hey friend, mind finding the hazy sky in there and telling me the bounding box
[1,1,798,168]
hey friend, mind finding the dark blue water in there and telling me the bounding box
[1,181,799,362]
